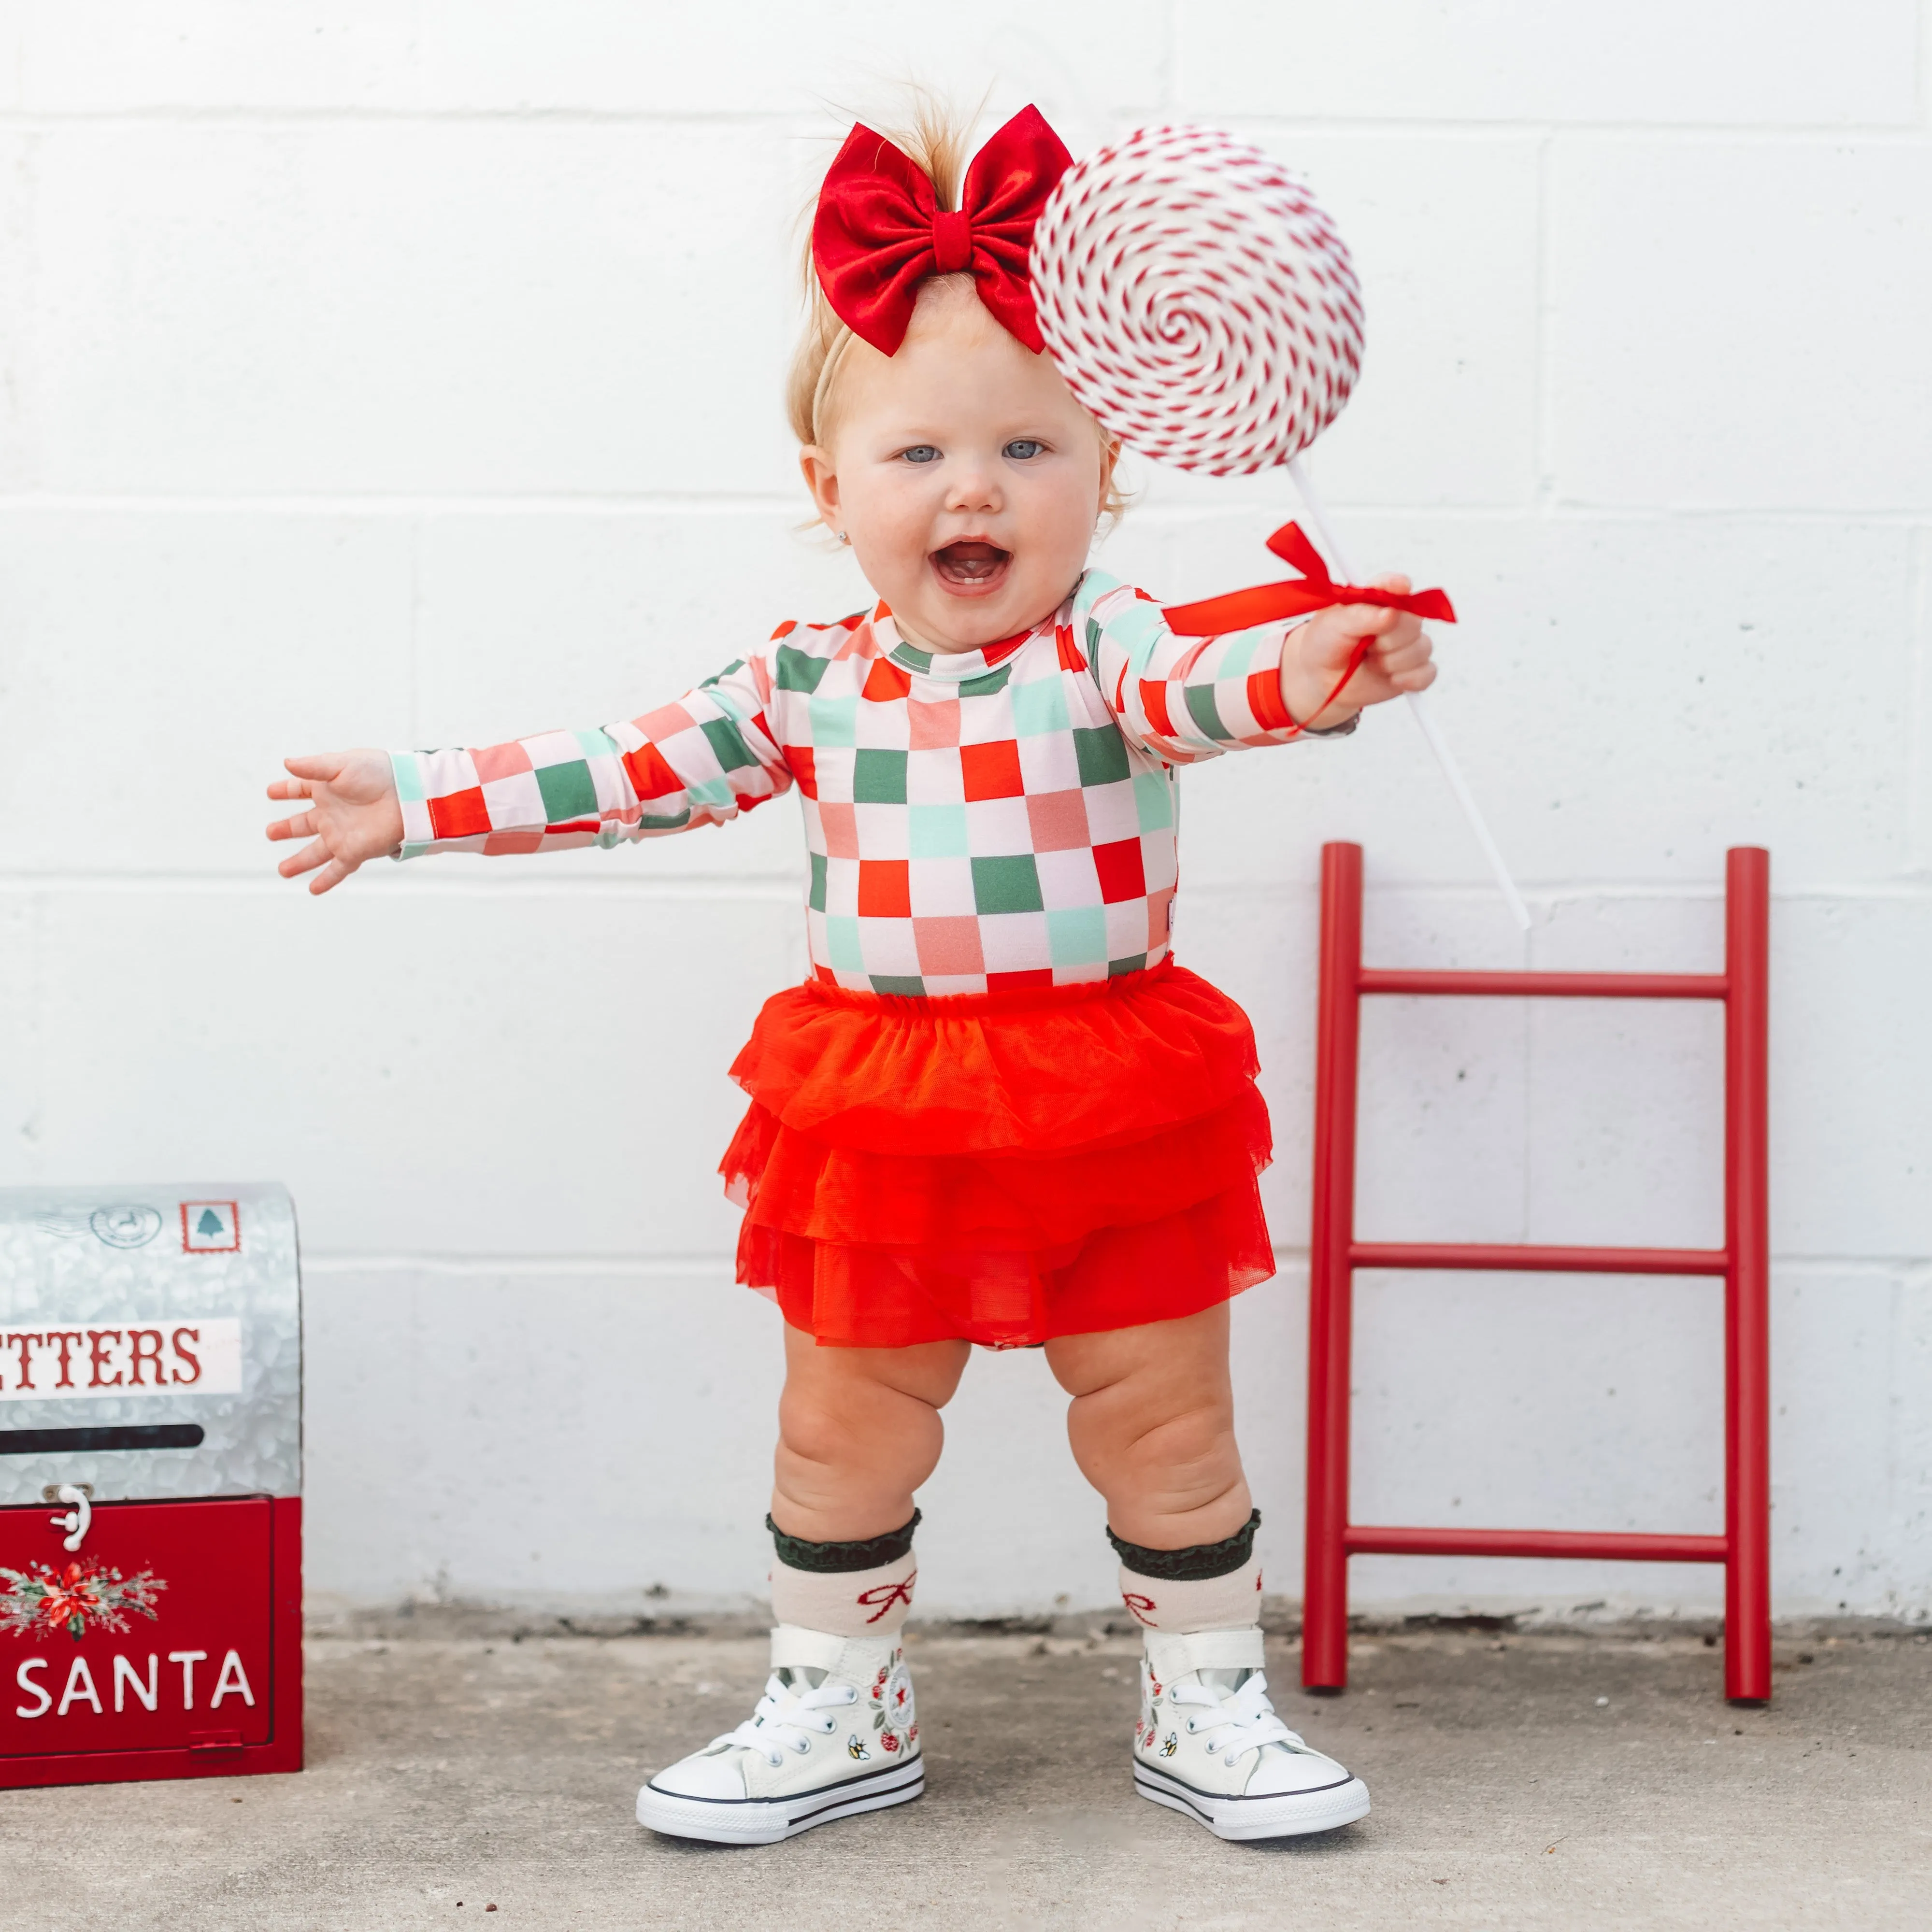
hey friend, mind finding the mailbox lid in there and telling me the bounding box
[1,1497,276,1758]
[0,1183,300,1506]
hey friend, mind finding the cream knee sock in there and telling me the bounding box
[766,1511,919,1639]
[1111,1508,1263,1633]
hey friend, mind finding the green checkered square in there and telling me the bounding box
[1215,628,1266,677]
[1133,771,1174,831]
[808,851,828,912]
[1108,952,1149,977]
[1046,906,1107,966]
[700,714,759,772]
[853,748,908,803]
[909,804,968,857]
[825,915,864,973]
[535,758,598,822]
[1185,683,1235,743]
[1010,675,1070,738]
[971,853,1044,914]
[391,753,426,802]
[1073,724,1131,788]
[959,663,1013,699]
[774,644,830,693]
[808,694,858,747]
[869,974,926,995]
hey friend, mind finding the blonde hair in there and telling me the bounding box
[787,90,1127,526]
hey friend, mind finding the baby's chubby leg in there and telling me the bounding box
[772,1323,971,1543]
[1045,1303,1252,1552]
[1046,1308,1368,1841]
[637,1325,963,1844]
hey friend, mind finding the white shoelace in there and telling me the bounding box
[1171,1670,1304,1765]
[712,1674,859,1768]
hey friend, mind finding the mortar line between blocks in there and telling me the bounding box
[2,874,1928,905]
[298,1250,1929,1280]
[0,873,803,900]
[1533,126,1556,511]
[3,110,1930,141]
[2,496,1927,526]
[1907,526,1931,873]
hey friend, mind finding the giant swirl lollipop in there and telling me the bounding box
[1031,125,1529,929]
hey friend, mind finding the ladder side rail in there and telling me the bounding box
[1303,843,1364,1691]
[1724,848,1773,1703]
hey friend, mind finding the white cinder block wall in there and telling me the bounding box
[1,3,1928,1623]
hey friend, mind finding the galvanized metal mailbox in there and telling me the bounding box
[0,1183,301,1787]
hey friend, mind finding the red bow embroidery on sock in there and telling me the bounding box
[856,1571,917,1624]
[1120,1592,1158,1627]
[812,107,1073,355]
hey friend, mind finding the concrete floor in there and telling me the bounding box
[2,1624,1927,1930]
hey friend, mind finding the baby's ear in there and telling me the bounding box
[798,445,841,529]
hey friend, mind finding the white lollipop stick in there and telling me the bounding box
[1288,457,1530,932]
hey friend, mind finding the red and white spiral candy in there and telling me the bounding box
[1030,124,1364,476]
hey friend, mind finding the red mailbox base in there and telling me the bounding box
[0,1495,301,1787]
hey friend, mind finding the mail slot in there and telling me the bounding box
[0,1185,301,1787]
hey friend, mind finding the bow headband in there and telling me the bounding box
[811,105,1073,356]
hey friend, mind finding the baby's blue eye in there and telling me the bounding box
[900,445,941,464]
[1003,440,1046,460]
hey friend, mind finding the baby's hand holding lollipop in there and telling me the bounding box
[1284,585,1438,730]
[266,750,402,895]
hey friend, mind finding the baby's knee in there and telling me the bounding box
[779,1375,943,1474]
[775,1385,866,1474]
[1117,1398,1239,1482]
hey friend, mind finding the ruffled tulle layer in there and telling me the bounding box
[720,962,1277,1350]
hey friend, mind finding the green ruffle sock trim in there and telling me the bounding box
[767,1508,922,1575]
[1108,1507,1261,1582]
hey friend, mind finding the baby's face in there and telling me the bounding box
[801,280,1115,653]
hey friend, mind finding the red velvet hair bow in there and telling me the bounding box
[811,105,1073,356]
[1163,522,1457,636]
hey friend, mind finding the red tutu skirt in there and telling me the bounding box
[720,961,1275,1349]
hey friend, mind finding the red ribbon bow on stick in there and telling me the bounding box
[1163,522,1457,637]
[812,105,1073,356]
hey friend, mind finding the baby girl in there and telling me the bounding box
[267,101,1434,1846]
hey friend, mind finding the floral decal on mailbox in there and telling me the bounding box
[0,1558,165,1643]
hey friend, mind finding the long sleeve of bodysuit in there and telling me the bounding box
[390,648,793,858]
[1071,568,1350,763]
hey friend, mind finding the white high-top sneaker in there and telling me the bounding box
[635,1625,922,1845]
[1132,1627,1370,1840]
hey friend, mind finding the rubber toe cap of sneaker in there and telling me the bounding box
[648,1749,750,1801]
[1245,1746,1355,1796]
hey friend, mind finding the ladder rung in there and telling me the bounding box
[1350,1242,1729,1276]
[1344,1525,1729,1563]
[1358,969,1728,1000]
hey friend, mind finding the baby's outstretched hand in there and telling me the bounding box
[1280,578,1437,730]
[266,751,404,895]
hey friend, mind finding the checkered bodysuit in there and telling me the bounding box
[393,570,1345,996]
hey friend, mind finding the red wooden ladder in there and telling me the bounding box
[1302,841,1772,1704]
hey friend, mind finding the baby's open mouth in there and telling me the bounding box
[931,540,1012,592]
